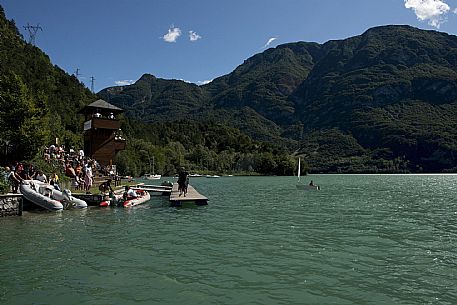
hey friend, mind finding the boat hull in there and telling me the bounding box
[99,200,110,207]
[123,191,151,207]
[20,181,64,211]
[52,189,88,209]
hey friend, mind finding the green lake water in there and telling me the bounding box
[1,175,457,305]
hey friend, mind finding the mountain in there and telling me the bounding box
[99,42,323,143]
[294,25,457,127]
[207,42,322,123]
[100,25,457,172]
[101,74,210,123]
[3,0,457,173]
[292,25,457,171]
[0,5,294,177]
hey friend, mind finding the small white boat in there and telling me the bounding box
[22,180,88,209]
[296,158,319,191]
[112,190,151,207]
[189,173,203,177]
[144,174,161,180]
[144,155,161,180]
[206,175,220,178]
[122,190,151,207]
[52,188,88,209]
[20,180,63,211]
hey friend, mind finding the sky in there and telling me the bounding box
[2,0,457,92]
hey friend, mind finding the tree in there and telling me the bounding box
[0,72,50,162]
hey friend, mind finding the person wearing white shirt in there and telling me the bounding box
[35,171,48,183]
[78,149,84,161]
[127,188,137,198]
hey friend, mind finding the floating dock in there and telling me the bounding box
[73,193,106,206]
[169,183,208,206]
[133,184,172,195]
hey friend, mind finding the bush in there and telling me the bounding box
[31,153,69,183]
[0,167,10,194]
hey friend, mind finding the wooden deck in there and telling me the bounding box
[169,183,208,206]
[133,184,172,194]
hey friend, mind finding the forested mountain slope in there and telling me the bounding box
[0,6,95,161]
[0,5,293,176]
[101,25,457,172]
[3,0,457,173]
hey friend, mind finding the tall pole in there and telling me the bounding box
[90,76,95,93]
[23,23,42,45]
[74,68,82,79]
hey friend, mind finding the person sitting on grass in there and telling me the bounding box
[50,172,61,191]
[65,162,76,178]
[65,163,79,189]
[34,170,48,183]
[74,162,83,190]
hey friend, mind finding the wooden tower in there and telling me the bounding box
[80,99,126,166]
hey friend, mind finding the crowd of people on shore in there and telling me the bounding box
[2,144,112,194]
[3,162,60,194]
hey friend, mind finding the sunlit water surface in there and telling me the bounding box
[1,175,457,304]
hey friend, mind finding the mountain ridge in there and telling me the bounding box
[99,24,457,172]
[2,0,456,174]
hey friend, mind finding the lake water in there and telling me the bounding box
[1,175,457,305]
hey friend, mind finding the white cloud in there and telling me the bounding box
[189,30,202,42]
[180,79,213,86]
[454,8,457,14]
[115,80,135,86]
[263,37,277,48]
[163,26,182,43]
[404,0,450,28]
[196,79,212,86]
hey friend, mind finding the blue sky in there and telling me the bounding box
[2,0,457,92]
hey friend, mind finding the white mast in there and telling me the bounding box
[298,158,301,182]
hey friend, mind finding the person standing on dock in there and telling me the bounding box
[178,167,189,197]
[9,167,23,194]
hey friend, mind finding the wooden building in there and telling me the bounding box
[80,99,126,166]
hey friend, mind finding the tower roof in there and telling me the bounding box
[80,99,123,115]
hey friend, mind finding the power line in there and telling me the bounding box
[23,23,42,45]
[74,68,82,79]
[90,76,96,93]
